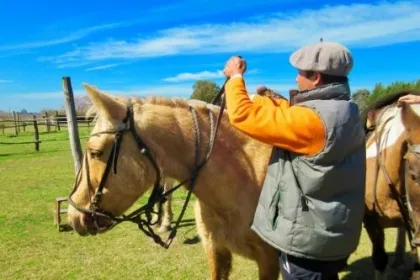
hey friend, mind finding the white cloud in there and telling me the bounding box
[0,80,13,83]
[85,63,121,71]
[9,90,85,100]
[0,22,125,51]
[163,69,259,82]
[6,86,193,101]
[42,1,420,67]
[163,70,224,82]
[108,84,194,98]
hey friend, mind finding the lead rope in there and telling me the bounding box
[163,79,227,248]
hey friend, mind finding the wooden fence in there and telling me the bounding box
[0,76,89,168]
[0,112,94,151]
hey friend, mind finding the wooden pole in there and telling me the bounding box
[55,111,60,131]
[17,113,21,133]
[62,76,83,174]
[33,115,39,151]
[13,111,18,136]
[45,112,50,133]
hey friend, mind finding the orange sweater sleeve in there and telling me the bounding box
[225,77,326,156]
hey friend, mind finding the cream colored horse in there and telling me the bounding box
[67,84,280,280]
[154,178,175,233]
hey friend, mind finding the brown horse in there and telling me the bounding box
[362,90,420,280]
[67,84,280,280]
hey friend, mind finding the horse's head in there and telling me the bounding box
[67,85,160,236]
[401,102,420,191]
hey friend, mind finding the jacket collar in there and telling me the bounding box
[292,82,351,104]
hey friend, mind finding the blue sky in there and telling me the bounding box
[1,0,420,112]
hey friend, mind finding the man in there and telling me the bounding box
[223,42,366,280]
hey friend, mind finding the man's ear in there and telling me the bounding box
[312,72,322,87]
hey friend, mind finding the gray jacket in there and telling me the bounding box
[251,82,366,261]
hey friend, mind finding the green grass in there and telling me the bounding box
[0,127,414,279]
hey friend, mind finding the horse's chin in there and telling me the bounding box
[83,214,117,235]
[67,206,116,236]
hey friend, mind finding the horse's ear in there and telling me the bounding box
[83,83,126,123]
[401,103,420,131]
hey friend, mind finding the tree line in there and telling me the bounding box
[191,78,420,113]
[351,78,420,112]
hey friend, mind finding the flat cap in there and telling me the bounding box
[289,42,353,77]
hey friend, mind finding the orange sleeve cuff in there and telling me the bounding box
[225,77,326,156]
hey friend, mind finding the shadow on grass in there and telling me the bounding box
[58,224,73,232]
[0,153,15,157]
[341,252,414,280]
[162,218,201,245]
[184,235,200,245]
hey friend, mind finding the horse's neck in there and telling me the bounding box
[135,103,202,180]
[136,101,271,207]
[366,105,406,178]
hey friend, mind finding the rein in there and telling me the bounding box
[68,79,228,248]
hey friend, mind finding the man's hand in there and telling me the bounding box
[397,94,420,107]
[223,56,247,79]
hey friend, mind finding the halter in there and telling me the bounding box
[68,81,227,248]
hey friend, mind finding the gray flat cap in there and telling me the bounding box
[289,42,353,76]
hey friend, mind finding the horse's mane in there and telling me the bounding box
[85,94,221,119]
[360,89,420,134]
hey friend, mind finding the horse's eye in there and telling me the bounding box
[90,149,103,158]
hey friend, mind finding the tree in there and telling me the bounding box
[74,96,92,115]
[366,79,420,105]
[351,89,370,112]
[190,80,221,103]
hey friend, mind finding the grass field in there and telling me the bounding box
[0,125,414,279]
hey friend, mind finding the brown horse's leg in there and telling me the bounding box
[364,209,388,279]
[204,244,233,280]
[195,202,232,280]
[256,249,280,280]
[391,227,407,269]
[158,182,173,233]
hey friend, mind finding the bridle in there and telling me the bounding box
[68,80,228,249]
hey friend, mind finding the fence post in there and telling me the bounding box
[17,112,21,133]
[62,76,83,174]
[13,111,18,136]
[33,115,39,151]
[45,112,50,133]
[55,111,60,131]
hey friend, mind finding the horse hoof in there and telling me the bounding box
[375,270,387,280]
[158,225,172,233]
